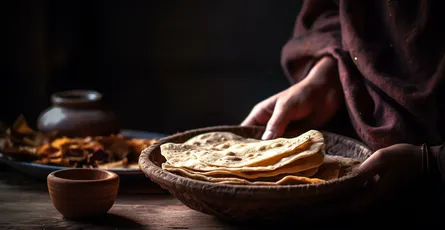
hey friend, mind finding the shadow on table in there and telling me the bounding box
[66,213,145,229]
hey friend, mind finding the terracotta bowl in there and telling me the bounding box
[37,90,120,137]
[47,168,120,220]
[139,126,373,222]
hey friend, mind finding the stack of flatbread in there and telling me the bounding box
[160,130,361,185]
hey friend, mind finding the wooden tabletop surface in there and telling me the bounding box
[0,164,248,230]
[2,163,445,230]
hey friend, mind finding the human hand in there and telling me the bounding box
[357,143,423,187]
[350,144,425,210]
[241,56,343,140]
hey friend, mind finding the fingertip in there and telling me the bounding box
[264,117,288,140]
[264,123,286,140]
[261,130,274,140]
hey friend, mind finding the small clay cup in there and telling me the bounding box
[47,168,120,220]
[37,90,120,137]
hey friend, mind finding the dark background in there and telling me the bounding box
[2,0,302,134]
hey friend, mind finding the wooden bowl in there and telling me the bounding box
[139,126,373,222]
[47,168,120,220]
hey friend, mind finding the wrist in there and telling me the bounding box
[303,56,339,87]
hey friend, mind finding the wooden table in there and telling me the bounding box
[1,164,445,230]
[0,165,247,230]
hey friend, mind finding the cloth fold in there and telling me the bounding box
[282,0,445,150]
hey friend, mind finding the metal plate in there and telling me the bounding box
[0,130,168,180]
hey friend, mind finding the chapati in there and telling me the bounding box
[160,129,361,185]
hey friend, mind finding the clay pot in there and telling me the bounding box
[37,90,120,137]
[47,168,120,220]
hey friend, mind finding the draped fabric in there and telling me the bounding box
[282,0,445,150]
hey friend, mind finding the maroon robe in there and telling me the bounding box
[281,0,445,151]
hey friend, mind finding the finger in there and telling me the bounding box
[241,106,271,126]
[262,101,292,140]
[347,152,388,211]
[241,112,262,126]
[354,150,385,175]
[241,95,279,126]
